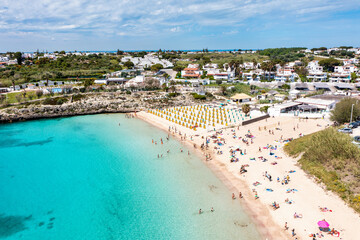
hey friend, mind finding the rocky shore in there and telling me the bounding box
[0,91,193,123]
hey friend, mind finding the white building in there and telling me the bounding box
[306,61,327,82]
[181,64,203,78]
[121,53,174,69]
[334,64,358,74]
[274,68,296,82]
[329,73,351,83]
[203,63,219,72]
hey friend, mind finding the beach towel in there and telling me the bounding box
[250,158,255,161]
[266,188,273,192]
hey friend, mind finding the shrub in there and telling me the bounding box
[191,93,206,100]
[260,106,270,113]
[168,92,179,98]
[72,93,85,102]
[43,97,68,105]
[331,97,360,124]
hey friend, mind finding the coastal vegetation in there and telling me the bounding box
[284,128,360,213]
[330,98,360,124]
[176,52,268,69]
[258,47,307,62]
[0,54,123,87]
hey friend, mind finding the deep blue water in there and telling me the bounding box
[0,114,260,240]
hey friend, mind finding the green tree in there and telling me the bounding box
[124,61,134,69]
[351,72,358,82]
[330,98,360,124]
[11,73,21,91]
[151,63,164,72]
[0,94,6,104]
[14,52,23,65]
[280,84,290,90]
[216,80,222,85]
[252,73,257,81]
[242,104,251,116]
[84,79,94,88]
[42,72,54,86]
[319,58,341,72]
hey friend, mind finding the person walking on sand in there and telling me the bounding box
[232,193,236,200]
[284,222,288,230]
[239,192,243,198]
[292,229,295,237]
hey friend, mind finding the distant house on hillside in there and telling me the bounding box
[181,65,203,78]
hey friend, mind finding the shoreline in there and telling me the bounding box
[136,111,290,240]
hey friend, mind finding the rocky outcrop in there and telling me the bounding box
[0,92,193,123]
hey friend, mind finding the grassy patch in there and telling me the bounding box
[42,96,69,105]
[284,128,360,212]
[5,91,40,104]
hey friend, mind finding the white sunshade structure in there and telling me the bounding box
[313,82,331,90]
[334,82,354,90]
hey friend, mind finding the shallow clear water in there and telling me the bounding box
[0,114,260,240]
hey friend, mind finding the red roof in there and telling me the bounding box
[184,68,199,71]
[183,74,200,77]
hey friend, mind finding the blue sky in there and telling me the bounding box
[1,0,360,52]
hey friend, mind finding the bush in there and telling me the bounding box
[260,106,270,113]
[330,98,360,124]
[191,93,206,100]
[168,92,180,98]
[43,97,68,105]
[72,93,85,102]
[36,90,43,98]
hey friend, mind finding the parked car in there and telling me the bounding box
[352,136,360,146]
[348,122,360,129]
[338,128,353,134]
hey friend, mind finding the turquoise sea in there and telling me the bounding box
[0,114,260,240]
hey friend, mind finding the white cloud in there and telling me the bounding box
[170,27,181,32]
[0,0,359,38]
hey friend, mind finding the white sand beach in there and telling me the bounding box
[137,109,360,240]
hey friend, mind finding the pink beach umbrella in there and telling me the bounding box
[317,221,330,228]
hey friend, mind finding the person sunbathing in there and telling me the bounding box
[272,202,280,209]
[319,207,332,212]
[293,212,303,218]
